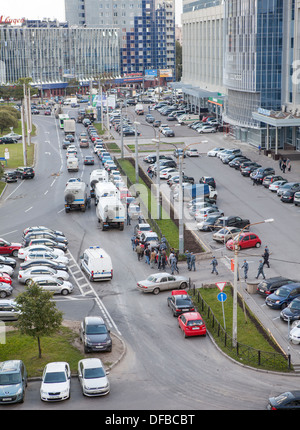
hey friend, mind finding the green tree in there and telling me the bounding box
[0,110,18,134]
[175,40,182,82]
[15,282,63,358]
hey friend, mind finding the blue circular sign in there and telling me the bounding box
[217,292,227,302]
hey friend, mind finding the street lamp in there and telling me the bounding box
[134,121,140,184]
[232,218,274,347]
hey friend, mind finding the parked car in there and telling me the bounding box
[280,297,300,322]
[0,255,16,268]
[28,238,67,252]
[0,299,20,321]
[0,282,13,298]
[0,360,27,404]
[3,132,22,140]
[256,276,297,297]
[294,191,300,206]
[3,171,18,183]
[19,259,68,272]
[197,125,216,134]
[27,275,73,295]
[269,179,288,192]
[137,272,188,295]
[196,214,223,231]
[78,358,110,397]
[0,264,14,276]
[251,167,275,184]
[267,391,300,410]
[214,216,250,230]
[240,163,262,176]
[0,272,12,285]
[0,238,22,257]
[213,227,242,243]
[24,251,69,265]
[228,156,250,168]
[186,148,200,157]
[199,176,216,188]
[289,321,300,344]
[277,182,300,197]
[23,232,68,247]
[23,226,65,238]
[280,183,300,203]
[80,316,112,353]
[167,290,195,317]
[226,232,261,250]
[265,283,300,310]
[40,362,71,402]
[207,147,225,157]
[0,136,17,144]
[18,244,65,260]
[194,207,224,222]
[178,312,207,337]
[18,266,70,284]
[262,175,285,188]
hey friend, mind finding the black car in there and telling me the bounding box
[80,316,112,353]
[19,259,68,272]
[197,214,223,231]
[14,167,35,179]
[24,231,68,247]
[83,156,95,165]
[0,255,17,269]
[143,155,173,164]
[167,293,195,317]
[65,134,75,142]
[214,216,250,230]
[62,140,71,149]
[182,174,194,184]
[256,276,296,297]
[267,391,300,410]
[153,120,161,127]
[28,238,68,253]
[3,171,18,183]
[251,167,275,184]
[229,157,251,169]
[240,163,262,176]
[199,176,216,189]
[0,137,17,144]
[280,183,300,203]
[145,114,155,123]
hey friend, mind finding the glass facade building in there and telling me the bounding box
[0,20,120,86]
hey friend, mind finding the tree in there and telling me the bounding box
[0,110,18,134]
[15,282,63,358]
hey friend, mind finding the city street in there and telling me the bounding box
[1,107,300,410]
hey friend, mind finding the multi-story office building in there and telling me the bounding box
[65,0,176,79]
[0,19,120,95]
[178,0,300,152]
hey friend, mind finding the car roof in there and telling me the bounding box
[80,358,103,368]
[85,316,105,325]
[182,312,202,319]
[45,362,68,372]
[0,360,22,373]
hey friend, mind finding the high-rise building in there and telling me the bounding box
[65,0,175,78]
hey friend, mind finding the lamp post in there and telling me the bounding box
[232,218,274,347]
[151,135,162,220]
[134,121,140,184]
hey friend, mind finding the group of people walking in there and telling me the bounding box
[131,234,180,274]
[237,246,270,281]
[279,157,291,173]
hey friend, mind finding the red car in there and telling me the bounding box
[226,232,261,251]
[178,312,206,338]
[0,272,12,285]
[0,239,22,257]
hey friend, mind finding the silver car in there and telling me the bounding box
[18,266,70,284]
[78,358,110,397]
[27,275,73,295]
[0,300,20,320]
[137,272,189,295]
[24,251,69,265]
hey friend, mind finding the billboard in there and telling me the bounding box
[159,69,173,78]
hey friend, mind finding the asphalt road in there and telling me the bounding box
[1,107,300,411]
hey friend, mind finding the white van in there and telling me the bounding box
[67,157,79,172]
[80,246,113,281]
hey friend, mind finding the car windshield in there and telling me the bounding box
[274,287,291,297]
[44,371,67,383]
[86,324,107,334]
[147,275,159,282]
[83,367,106,379]
[176,298,191,306]
[0,373,21,385]
[290,300,300,310]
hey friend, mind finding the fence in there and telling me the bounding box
[189,284,291,372]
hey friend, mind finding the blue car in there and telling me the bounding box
[265,283,300,310]
[0,360,27,404]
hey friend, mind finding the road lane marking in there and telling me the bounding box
[25,206,32,212]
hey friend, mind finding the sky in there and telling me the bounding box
[1,0,183,25]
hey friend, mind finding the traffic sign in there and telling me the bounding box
[217,292,227,303]
[216,282,226,292]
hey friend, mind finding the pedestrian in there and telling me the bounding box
[150,249,156,268]
[287,158,291,172]
[282,158,286,173]
[169,253,178,274]
[145,247,150,265]
[131,235,136,251]
[262,246,270,268]
[157,251,162,270]
[279,158,282,171]
[126,211,131,225]
[189,252,196,271]
[241,259,249,280]
[256,260,265,279]
[258,144,261,154]
[161,249,167,270]
[210,256,218,275]
[185,250,191,270]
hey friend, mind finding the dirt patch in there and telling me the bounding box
[62,320,126,370]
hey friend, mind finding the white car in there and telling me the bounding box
[194,207,224,222]
[289,320,300,344]
[269,180,288,192]
[160,168,178,179]
[128,203,142,220]
[140,232,159,247]
[24,251,69,265]
[186,148,200,157]
[207,147,225,157]
[0,264,14,276]
[18,266,70,284]
[198,125,216,134]
[27,275,73,295]
[212,227,242,243]
[78,358,110,397]
[3,132,22,140]
[18,245,65,260]
[40,362,71,402]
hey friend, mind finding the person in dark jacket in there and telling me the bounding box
[262,246,270,268]
[256,260,265,279]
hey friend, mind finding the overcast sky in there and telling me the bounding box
[1,0,183,25]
